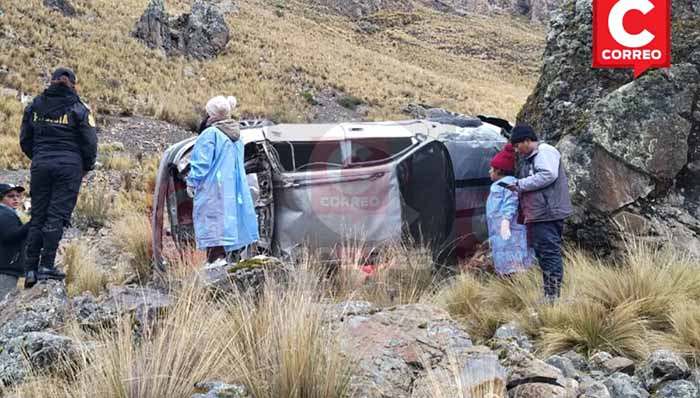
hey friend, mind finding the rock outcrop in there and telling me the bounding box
[133,0,231,59]
[518,0,700,255]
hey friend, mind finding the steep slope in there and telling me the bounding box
[0,0,544,128]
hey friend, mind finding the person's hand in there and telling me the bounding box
[500,219,511,240]
[506,184,518,192]
[186,185,195,198]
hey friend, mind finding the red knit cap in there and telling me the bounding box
[490,143,516,172]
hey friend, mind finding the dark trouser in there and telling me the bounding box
[25,163,83,272]
[529,220,565,298]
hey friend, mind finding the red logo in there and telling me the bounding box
[593,0,670,78]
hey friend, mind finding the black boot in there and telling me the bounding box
[36,225,65,281]
[36,266,66,280]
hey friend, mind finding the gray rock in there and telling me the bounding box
[561,350,588,371]
[582,381,612,398]
[604,373,650,398]
[636,350,690,391]
[494,322,533,351]
[192,380,248,398]
[653,380,698,398]
[591,352,614,369]
[71,286,171,332]
[332,304,474,397]
[198,256,288,297]
[0,332,82,386]
[546,355,579,379]
[42,0,76,16]
[133,0,230,60]
[0,280,68,345]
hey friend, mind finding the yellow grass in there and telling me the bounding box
[112,214,154,282]
[72,184,115,229]
[63,240,107,297]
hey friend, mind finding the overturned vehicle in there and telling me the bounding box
[152,118,508,264]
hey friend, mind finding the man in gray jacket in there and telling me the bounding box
[507,125,573,299]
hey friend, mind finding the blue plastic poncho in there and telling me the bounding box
[486,176,534,275]
[186,123,259,251]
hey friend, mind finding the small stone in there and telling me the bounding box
[192,380,248,398]
[604,373,649,398]
[591,351,614,370]
[561,350,589,371]
[546,355,579,379]
[604,357,635,375]
[493,321,533,351]
[654,380,698,398]
[582,381,611,398]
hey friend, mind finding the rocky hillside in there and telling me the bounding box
[309,0,561,24]
[0,0,545,128]
[518,0,700,256]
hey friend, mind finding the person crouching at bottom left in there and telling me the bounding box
[0,184,30,299]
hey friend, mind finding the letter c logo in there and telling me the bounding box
[608,0,655,48]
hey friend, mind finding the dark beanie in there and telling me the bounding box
[51,67,77,84]
[510,124,538,144]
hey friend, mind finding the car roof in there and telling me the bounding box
[260,121,427,142]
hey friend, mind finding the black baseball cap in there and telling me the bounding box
[51,67,77,84]
[0,183,25,196]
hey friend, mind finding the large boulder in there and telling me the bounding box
[133,0,231,59]
[330,303,481,397]
[0,332,82,386]
[518,0,700,254]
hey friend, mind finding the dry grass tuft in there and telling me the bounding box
[223,267,354,398]
[72,184,115,229]
[539,299,649,359]
[112,214,153,282]
[63,240,107,297]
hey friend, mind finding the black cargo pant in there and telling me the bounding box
[529,220,565,298]
[25,163,83,272]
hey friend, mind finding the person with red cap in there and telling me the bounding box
[485,143,534,275]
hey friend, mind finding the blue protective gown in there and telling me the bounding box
[186,125,259,251]
[486,176,534,275]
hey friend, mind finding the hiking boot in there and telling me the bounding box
[24,271,38,289]
[36,266,66,281]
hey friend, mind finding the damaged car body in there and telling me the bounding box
[152,118,508,265]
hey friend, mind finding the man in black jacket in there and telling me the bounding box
[19,67,98,288]
[0,184,29,299]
